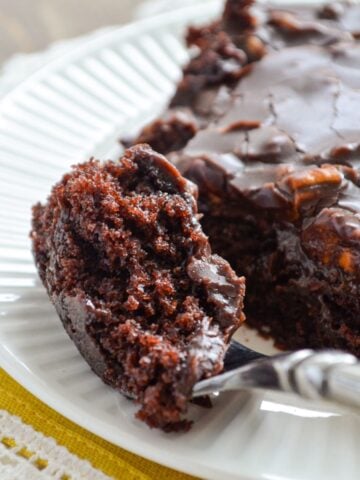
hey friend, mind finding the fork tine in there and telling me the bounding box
[224,340,266,371]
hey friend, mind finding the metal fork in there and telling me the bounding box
[193,340,360,412]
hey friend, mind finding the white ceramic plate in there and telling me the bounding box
[0,2,359,479]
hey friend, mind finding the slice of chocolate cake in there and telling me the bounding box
[31,144,245,431]
[128,1,360,356]
[175,41,360,356]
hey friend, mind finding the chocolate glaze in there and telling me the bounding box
[132,1,360,155]
[170,0,357,111]
[178,43,360,219]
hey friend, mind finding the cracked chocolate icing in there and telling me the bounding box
[132,1,360,155]
[170,0,359,113]
[182,44,360,179]
[181,42,360,168]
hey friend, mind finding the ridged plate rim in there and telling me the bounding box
[0,2,358,480]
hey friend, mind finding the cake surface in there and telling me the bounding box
[31,144,245,431]
[131,1,360,356]
[133,0,360,155]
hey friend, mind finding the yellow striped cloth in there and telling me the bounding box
[0,369,196,480]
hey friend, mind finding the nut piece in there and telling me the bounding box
[302,207,360,274]
[243,35,267,62]
[284,165,343,191]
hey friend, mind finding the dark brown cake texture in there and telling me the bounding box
[31,144,245,431]
[130,1,360,357]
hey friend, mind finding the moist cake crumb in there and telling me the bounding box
[31,144,245,431]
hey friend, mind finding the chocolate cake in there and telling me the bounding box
[131,1,360,356]
[177,43,360,356]
[31,145,245,431]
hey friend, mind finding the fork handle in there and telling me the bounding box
[193,349,360,411]
[278,350,360,409]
